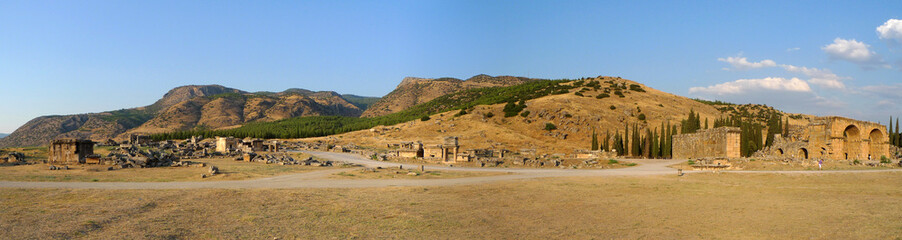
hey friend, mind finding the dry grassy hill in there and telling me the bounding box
[317,76,812,155]
[361,74,540,117]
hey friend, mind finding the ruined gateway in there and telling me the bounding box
[763,116,889,160]
[673,116,889,161]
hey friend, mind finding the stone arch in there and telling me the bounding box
[799,148,809,159]
[843,125,861,160]
[868,128,884,160]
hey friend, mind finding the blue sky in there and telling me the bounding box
[1,1,901,133]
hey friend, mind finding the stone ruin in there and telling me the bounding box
[756,116,890,161]
[0,152,25,165]
[48,138,95,165]
[672,127,741,160]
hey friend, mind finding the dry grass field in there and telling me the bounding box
[0,153,327,182]
[1,172,900,239]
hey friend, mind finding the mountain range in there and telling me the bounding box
[0,75,540,148]
[0,85,377,147]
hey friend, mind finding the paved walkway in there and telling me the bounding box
[0,151,897,189]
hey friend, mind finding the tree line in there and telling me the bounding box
[589,109,783,158]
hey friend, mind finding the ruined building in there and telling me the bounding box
[130,134,150,146]
[424,137,461,162]
[761,116,888,160]
[672,116,889,161]
[48,138,95,164]
[672,127,741,159]
[216,137,238,153]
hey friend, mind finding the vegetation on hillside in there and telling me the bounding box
[151,79,578,140]
[96,109,155,129]
[341,94,381,110]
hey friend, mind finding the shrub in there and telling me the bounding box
[574,92,583,96]
[614,90,624,98]
[687,160,695,165]
[596,93,610,99]
[880,155,890,164]
[625,163,637,166]
[629,84,646,92]
[637,113,646,120]
[852,159,861,165]
[420,116,431,121]
[454,109,468,117]
[520,111,530,117]
[484,112,494,118]
[544,123,557,131]
[609,105,616,110]
[608,159,619,164]
[564,113,572,118]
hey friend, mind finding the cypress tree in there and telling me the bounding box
[896,117,900,147]
[650,128,659,158]
[591,129,599,151]
[624,123,630,156]
[630,123,642,156]
[704,118,709,129]
[783,117,789,137]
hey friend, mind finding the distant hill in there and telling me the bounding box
[0,133,8,138]
[0,85,367,147]
[361,74,541,117]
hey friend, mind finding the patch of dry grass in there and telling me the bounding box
[0,153,323,182]
[1,172,900,239]
[330,167,508,179]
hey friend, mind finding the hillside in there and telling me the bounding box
[0,133,7,138]
[361,74,540,117]
[311,76,814,155]
[0,85,368,147]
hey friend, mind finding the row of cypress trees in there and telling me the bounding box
[889,116,902,148]
[590,110,784,158]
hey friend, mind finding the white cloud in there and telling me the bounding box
[787,47,800,52]
[689,77,811,95]
[877,19,902,44]
[860,84,902,99]
[780,64,846,89]
[717,56,777,70]
[822,38,887,68]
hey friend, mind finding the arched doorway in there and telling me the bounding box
[799,148,809,159]
[869,129,884,160]
[843,125,860,160]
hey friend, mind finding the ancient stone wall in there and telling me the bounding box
[672,127,740,159]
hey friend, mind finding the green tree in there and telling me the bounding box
[591,129,599,151]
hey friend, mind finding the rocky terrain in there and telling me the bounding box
[361,74,540,117]
[0,85,378,147]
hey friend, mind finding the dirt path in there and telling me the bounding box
[0,151,897,189]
